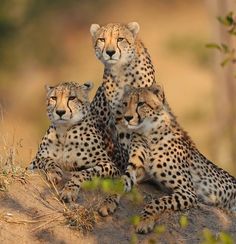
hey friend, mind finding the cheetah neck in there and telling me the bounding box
[104,40,155,87]
[103,40,156,117]
[138,107,196,150]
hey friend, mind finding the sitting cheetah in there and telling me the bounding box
[89,22,159,213]
[121,83,236,233]
[90,22,157,170]
[28,81,120,202]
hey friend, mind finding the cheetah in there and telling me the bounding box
[121,83,236,233]
[28,81,120,202]
[90,22,157,167]
[89,22,158,213]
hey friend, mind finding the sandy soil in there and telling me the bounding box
[1,173,236,244]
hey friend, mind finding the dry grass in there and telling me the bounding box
[0,172,98,235]
[0,112,97,235]
[41,175,98,234]
[0,113,27,192]
[63,205,96,233]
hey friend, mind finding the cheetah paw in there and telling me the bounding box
[98,199,118,216]
[122,175,132,192]
[60,185,79,203]
[135,218,155,234]
[46,169,63,185]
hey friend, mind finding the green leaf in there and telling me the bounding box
[112,179,124,194]
[81,177,100,190]
[130,233,138,244]
[179,215,188,228]
[130,215,140,226]
[206,43,221,51]
[201,228,217,244]
[217,16,226,25]
[219,232,233,244]
[221,57,231,67]
[101,179,112,193]
[154,225,166,234]
[127,187,143,203]
[217,12,234,26]
[228,28,236,35]
[221,43,229,53]
[226,12,234,26]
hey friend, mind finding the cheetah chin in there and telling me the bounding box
[124,121,143,131]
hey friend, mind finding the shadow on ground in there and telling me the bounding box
[0,173,236,244]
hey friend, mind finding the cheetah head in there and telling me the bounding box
[45,81,93,126]
[122,83,165,131]
[90,22,140,66]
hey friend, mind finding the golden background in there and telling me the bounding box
[0,0,235,175]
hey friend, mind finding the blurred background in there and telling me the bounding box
[0,0,235,174]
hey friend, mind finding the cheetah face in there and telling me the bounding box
[122,83,165,131]
[46,81,93,126]
[90,22,139,66]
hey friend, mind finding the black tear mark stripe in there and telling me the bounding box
[116,30,121,56]
[125,38,131,45]
[146,102,153,110]
[101,29,106,53]
[67,94,73,118]
[136,94,142,122]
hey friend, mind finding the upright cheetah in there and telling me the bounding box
[121,83,236,233]
[28,81,120,202]
[89,22,160,213]
[90,22,157,171]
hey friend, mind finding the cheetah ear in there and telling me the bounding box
[148,83,165,105]
[127,22,140,37]
[149,83,162,95]
[80,81,94,91]
[90,24,100,37]
[45,84,54,93]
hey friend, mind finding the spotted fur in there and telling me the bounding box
[28,81,120,202]
[90,21,157,164]
[89,22,158,214]
[121,84,236,233]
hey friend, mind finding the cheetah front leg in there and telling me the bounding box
[123,133,148,192]
[28,157,63,184]
[98,134,148,216]
[136,188,197,234]
[60,161,120,203]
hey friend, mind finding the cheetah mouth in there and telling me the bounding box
[127,124,143,130]
[124,120,143,130]
[105,58,119,64]
[55,118,70,124]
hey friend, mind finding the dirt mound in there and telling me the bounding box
[0,173,236,244]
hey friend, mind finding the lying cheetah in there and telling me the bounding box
[121,83,236,233]
[28,81,120,202]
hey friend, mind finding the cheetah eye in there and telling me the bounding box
[98,38,105,42]
[138,101,145,107]
[68,96,77,101]
[50,96,57,101]
[117,37,124,42]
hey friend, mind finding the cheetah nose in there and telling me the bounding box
[106,50,116,57]
[124,115,133,122]
[56,110,66,117]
